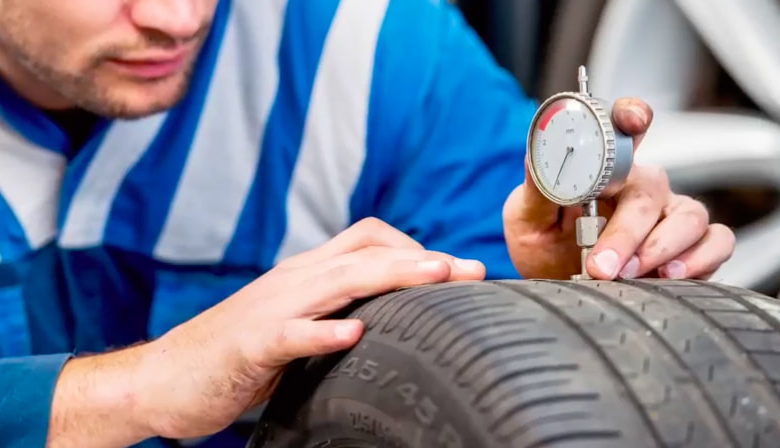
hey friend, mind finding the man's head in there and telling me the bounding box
[0,0,218,119]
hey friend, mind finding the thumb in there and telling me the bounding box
[262,319,364,367]
[503,159,561,231]
[612,98,653,148]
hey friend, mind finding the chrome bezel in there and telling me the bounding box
[526,92,622,206]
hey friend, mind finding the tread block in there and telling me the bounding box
[683,297,749,312]
[706,311,773,331]
[752,353,780,382]
[731,330,780,352]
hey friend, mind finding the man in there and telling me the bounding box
[0,0,734,446]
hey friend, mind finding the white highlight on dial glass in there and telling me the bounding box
[530,97,605,203]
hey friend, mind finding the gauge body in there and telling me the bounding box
[527,92,633,206]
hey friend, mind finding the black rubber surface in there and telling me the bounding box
[249,280,780,448]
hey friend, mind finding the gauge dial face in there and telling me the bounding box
[529,97,606,204]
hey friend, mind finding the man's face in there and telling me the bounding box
[0,0,218,118]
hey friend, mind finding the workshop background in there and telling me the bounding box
[453,0,780,295]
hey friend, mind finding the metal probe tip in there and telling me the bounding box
[578,65,590,96]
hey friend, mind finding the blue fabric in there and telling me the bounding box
[224,0,341,268]
[0,284,31,357]
[0,354,71,448]
[56,121,113,227]
[0,0,540,445]
[358,0,536,279]
[103,0,233,255]
[147,268,255,338]
[0,194,29,263]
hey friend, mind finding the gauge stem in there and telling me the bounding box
[578,65,591,97]
[583,200,597,217]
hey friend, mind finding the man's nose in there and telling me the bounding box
[130,0,203,40]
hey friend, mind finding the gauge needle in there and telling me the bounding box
[554,146,575,190]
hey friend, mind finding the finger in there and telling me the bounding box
[587,166,668,279]
[697,271,717,281]
[657,224,735,279]
[294,257,454,319]
[261,319,364,367]
[324,247,486,282]
[503,161,561,233]
[621,196,710,278]
[279,218,423,268]
[612,97,653,147]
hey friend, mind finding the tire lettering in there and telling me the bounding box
[358,359,379,381]
[332,354,461,446]
[325,361,341,379]
[415,397,438,426]
[437,423,463,448]
[339,356,359,377]
[396,382,418,406]
[377,369,399,388]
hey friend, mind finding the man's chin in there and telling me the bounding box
[79,73,191,119]
[103,97,182,120]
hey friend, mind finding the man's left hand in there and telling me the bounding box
[503,98,736,280]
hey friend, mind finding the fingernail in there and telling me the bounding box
[454,258,484,272]
[628,105,649,126]
[619,255,640,279]
[616,105,648,128]
[593,250,619,278]
[417,260,445,271]
[660,260,687,279]
[334,322,357,341]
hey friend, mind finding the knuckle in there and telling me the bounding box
[354,217,387,234]
[649,165,669,189]
[689,199,710,223]
[636,164,669,191]
[327,264,372,299]
[425,250,454,262]
[357,245,389,259]
[712,223,736,245]
[272,323,291,349]
[637,236,668,260]
[682,207,709,232]
[328,263,357,282]
[624,188,656,215]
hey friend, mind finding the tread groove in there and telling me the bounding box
[524,430,622,448]
[693,281,780,334]
[456,350,548,384]
[575,280,744,446]
[440,336,557,368]
[437,318,536,364]
[473,364,578,406]
[417,304,514,351]
[476,378,572,411]
[399,292,479,340]
[630,280,780,398]
[489,393,600,432]
[505,411,591,439]
[501,281,667,448]
[626,280,780,445]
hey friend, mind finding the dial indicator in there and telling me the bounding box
[525,65,634,279]
[529,97,605,204]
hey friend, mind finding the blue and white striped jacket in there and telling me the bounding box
[0,0,536,445]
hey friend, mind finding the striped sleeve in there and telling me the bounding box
[352,0,538,279]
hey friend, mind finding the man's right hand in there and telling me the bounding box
[47,218,485,447]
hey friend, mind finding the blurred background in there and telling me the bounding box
[452,0,780,295]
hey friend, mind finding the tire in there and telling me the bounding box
[249,280,780,448]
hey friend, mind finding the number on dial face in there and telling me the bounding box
[530,97,605,203]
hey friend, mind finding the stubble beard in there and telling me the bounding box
[0,18,209,119]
